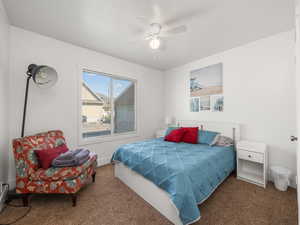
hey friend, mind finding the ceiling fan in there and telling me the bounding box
[134,19,188,50]
[130,4,213,51]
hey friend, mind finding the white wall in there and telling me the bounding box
[5,25,297,188]
[0,0,10,183]
[164,31,297,186]
[295,2,300,220]
[8,26,164,186]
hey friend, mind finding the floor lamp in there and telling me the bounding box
[21,64,58,137]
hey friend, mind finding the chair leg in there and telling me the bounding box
[92,172,96,183]
[22,194,29,207]
[71,194,77,207]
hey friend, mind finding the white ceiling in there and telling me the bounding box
[3,0,294,70]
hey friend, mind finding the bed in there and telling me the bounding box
[112,121,240,225]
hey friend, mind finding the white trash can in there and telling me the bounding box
[270,166,291,191]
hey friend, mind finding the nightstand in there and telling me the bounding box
[236,140,268,188]
[156,129,167,138]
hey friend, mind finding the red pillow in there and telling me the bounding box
[182,127,199,144]
[164,128,186,143]
[34,144,68,169]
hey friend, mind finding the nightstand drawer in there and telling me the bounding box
[238,150,264,163]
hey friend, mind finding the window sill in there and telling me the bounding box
[78,131,139,146]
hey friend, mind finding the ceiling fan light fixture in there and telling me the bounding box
[149,37,161,50]
[150,23,162,35]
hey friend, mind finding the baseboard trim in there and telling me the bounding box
[8,161,296,192]
[97,157,111,167]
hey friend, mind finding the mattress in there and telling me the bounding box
[111,138,235,225]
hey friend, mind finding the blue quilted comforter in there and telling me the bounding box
[111,138,235,225]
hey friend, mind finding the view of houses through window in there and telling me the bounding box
[81,70,136,139]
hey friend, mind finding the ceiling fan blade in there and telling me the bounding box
[129,35,147,44]
[163,5,213,28]
[136,16,151,26]
[166,25,187,35]
[145,35,153,40]
[128,24,145,36]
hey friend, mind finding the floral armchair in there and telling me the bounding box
[12,130,97,206]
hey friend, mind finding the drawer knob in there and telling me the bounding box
[248,155,251,158]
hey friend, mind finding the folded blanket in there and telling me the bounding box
[52,149,90,167]
[52,155,89,167]
[55,148,89,160]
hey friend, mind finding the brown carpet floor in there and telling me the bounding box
[0,164,297,225]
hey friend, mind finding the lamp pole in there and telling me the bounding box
[21,73,32,137]
[21,64,37,137]
[20,64,57,137]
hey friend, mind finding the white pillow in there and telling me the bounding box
[215,136,234,147]
[209,134,221,146]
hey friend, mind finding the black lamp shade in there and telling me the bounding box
[21,64,58,137]
[27,64,58,88]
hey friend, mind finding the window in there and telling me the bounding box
[81,70,136,141]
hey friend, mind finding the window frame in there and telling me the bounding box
[78,67,138,146]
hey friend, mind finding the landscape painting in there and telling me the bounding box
[211,95,224,112]
[190,63,223,112]
[190,63,223,97]
[200,96,210,111]
[190,98,199,112]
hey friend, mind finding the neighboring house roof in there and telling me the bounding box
[114,83,134,103]
[96,92,109,104]
[83,81,134,110]
[82,82,104,105]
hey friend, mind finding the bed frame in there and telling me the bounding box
[115,120,240,225]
